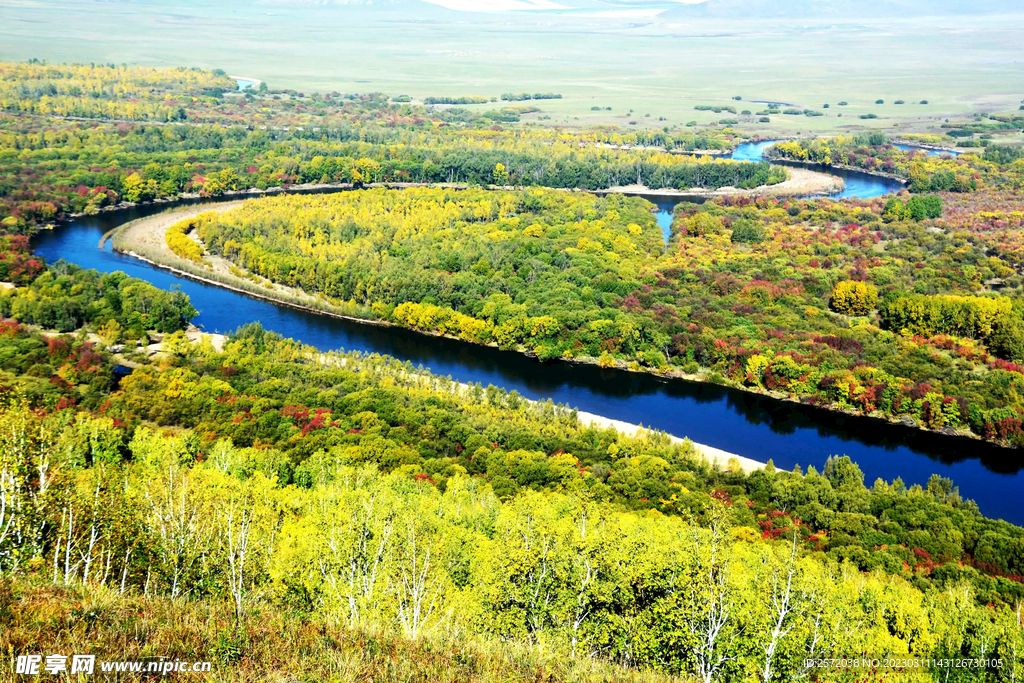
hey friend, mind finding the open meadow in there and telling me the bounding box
[2,0,1024,136]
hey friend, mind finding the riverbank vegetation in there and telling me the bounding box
[766,134,1024,193]
[659,190,1024,447]
[165,212,214,263]
[0,61,782,233]
[2,292,1024,680]
[194,188,666,356]
[0,231,43,284]
[179,181,1024,448]
[0,263,196,335]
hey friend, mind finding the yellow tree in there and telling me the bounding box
[493,162,510,186]
[830,281,878,315]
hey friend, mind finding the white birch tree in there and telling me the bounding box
[684,514,737,683]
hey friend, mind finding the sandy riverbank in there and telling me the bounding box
[106,204,402,343]
[575,410,762,473]
[108,201,244,252]
[600,166,844,199]
[768,157,908,187]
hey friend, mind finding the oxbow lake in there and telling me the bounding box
[30,158,1024,524]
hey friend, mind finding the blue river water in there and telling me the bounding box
[731,139,779,162]
[895,143,961,157]
[29,152,1024,525]
[649,141,905,243]
[730,140,905,200]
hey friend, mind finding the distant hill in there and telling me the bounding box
[656,0,1024,19]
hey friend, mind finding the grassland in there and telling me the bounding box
[2,578,683,683]
[1,0,1023,137]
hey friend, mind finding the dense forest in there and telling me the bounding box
[4,60,1024,682]
[2,292,1024,681]
[0,61,778,233]
[0,265,196,335]
[170,182,1024,447]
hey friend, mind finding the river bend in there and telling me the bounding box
[29,143,1023,524]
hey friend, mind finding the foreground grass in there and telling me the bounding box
[1,579,687,683]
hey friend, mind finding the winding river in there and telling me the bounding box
[895,143,962,157]
[651,142,901,242]
[733,139,908,199]
[30,143,1024,524]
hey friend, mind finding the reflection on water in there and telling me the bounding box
[651,197,681,244]
[818,165,904,199]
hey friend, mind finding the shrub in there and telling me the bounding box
[730,219,766,243]
[987,315,1024,362]
[165,215,210,263]
[814,335,864,354]
[683,212,722,237]
[906,195,943,219]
